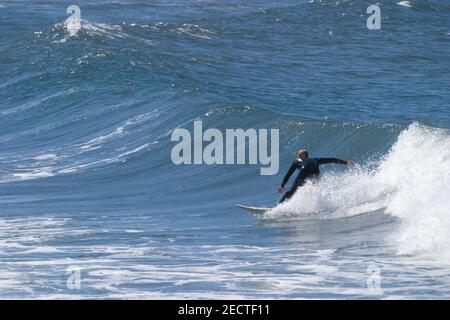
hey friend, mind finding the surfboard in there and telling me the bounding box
[236,204,272,214]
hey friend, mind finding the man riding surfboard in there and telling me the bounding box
[278,149,355,203]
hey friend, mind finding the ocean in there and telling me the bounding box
[0,0,449,299]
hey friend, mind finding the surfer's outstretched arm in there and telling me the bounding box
[279,161,297,192]
[318,158,355,166]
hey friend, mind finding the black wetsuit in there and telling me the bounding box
[279,157,347,203]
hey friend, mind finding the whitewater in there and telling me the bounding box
[273,123,450,261]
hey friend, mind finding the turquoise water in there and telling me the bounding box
[0,0,449,298]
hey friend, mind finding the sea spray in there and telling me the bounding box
[377,123,450,258]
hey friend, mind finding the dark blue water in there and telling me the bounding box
[0,0,449,298]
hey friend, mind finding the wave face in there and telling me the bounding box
[0,0,449,299]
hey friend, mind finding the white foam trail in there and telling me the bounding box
[175,24,216,39]
[33,153,58,161]
[270,123,450,261]
[270,167,390,220]
[10,167,55,180]
[397,1,412,8]
[51,19,155,46]
[52,19,126,43]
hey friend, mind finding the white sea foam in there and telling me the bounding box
[175,24,216,39]
[10,167,55,180]
[51,19,155,46]
[0,217,335,298]
[0,109,161,180]
[33,153,58,161]
[55,19,125,42]
[397,1,412,8]
[1,213,449,298]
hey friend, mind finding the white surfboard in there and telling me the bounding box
[236,204,272,214]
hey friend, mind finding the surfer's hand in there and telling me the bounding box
[347,160,355,167]
[278,186,285,193]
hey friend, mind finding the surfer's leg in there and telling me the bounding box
[278,186,298,204]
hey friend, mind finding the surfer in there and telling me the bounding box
[278,149,355,203]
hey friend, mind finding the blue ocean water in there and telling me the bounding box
[0,0,449,299]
